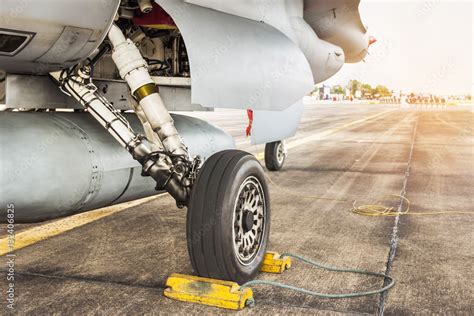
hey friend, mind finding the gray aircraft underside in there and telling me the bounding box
[0,0,371,221]
[0,0,370,143]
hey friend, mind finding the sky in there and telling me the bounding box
[322,0,473,96]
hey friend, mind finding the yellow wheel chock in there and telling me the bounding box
[164,273,253,310]
[163,252,292,310]
[260,251,292,273]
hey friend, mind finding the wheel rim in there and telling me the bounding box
[276,142,286,165]
[232,176,266,265]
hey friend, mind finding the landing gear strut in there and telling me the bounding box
[50,24,194,207]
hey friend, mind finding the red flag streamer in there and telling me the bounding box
[246,109,253,137]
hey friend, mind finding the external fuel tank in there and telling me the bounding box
[0,112,235,222]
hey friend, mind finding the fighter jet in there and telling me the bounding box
[0,0,373,283]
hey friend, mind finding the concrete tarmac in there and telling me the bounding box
[1,103,473,314]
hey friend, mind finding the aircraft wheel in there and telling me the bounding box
[187,150,270,284]
[265,140,286,171]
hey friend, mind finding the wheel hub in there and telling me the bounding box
[242,210,254,232]
[276,141,286,164]
[233,176,266,265]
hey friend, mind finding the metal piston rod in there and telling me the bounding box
[49,25,194,206]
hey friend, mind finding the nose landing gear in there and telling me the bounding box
[186,150,270,284]
[265,140,287,171]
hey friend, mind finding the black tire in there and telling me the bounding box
[187,150,270,284]
[265,141,286,171]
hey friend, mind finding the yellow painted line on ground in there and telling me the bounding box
[255,153,265,160]
[0,194,164,256]
[255,109,395,161]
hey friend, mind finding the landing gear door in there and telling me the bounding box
[250,99,304,145]
[156,0,314,111]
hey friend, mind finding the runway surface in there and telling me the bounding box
[1,102,473,314]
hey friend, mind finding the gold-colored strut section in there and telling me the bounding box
[133,83,158,101]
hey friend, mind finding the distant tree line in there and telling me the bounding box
[345,79,392,97]
[322,80,472,101]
